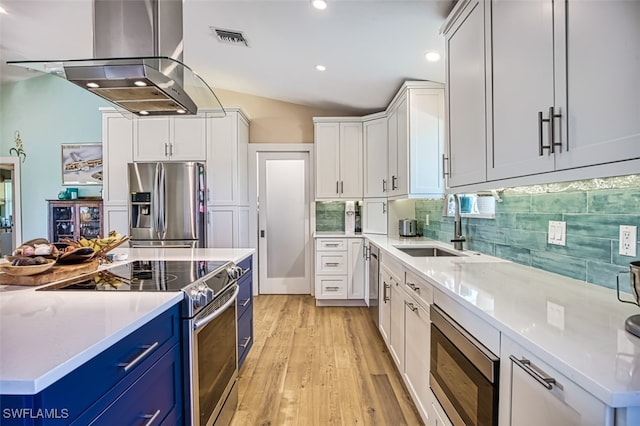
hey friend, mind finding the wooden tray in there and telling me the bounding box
[0,260,99,286]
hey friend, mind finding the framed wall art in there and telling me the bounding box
[61,143,103,185]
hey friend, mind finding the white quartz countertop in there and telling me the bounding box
[365,234,640,407]
[0,247,254,395]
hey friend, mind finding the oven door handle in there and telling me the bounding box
[193,284,239,331]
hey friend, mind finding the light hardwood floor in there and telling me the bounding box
[231,295,423,426]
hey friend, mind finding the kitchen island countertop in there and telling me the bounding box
[0,247,254,395]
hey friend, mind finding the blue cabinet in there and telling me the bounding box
[236,256,253,369]
[0,304,183,426]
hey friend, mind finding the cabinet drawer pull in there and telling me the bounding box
[442,154,449,178]
[392,175,398,190]
[118,342,159,372]
[326,286,340,291]
[340,181,344,193]
[325,243,339,247]
[383,282,390,302]
[164,142,169,157]
[325,262,340,267]
[538,107,562,156]
[142,409,161,426]
[382,179,387,192]
[406,302,418,312]
[406,282,420,293]
[240,336,252,348]
[240,298,251,307]
[510,355,557,390]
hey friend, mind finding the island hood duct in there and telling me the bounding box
[7,0,224,117]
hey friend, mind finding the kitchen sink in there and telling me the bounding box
[395,246,463,257]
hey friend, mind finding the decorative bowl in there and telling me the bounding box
[0,259,56,276]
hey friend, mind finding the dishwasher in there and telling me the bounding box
[368,244,380,326]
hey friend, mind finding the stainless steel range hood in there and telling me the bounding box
[8,0,224,117]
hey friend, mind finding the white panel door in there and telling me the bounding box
[315,122,340,198]
[170,117,206,161]
[395,95,409,196]
[103,205,129,237]
[258,152,311,294]
[339,122,363,198]
[489,0,556,180]
[389,278,405,371]
[134,117,169,161]
[445,0,488,187]
[387,108,399,197]
[207,206,235,248]
[404,299,431,424]
[363,117,388,198]
[557,0,640,170]
[103,113,133,204]
[207,114,237,205]
[347,238,364,299]
[362,198,387,235]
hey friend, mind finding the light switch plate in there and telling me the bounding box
[619,225,637,257]
[548,220,566,246]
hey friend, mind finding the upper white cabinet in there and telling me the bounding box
[102,110,133,205]
[314,119,363,199]
[363,114,388,198]
[442,0,489,187]
[134,116,206,162]
[362,198,387,235]
[206,108,249,206]
[443,0,640,190]
[387,81,445,199]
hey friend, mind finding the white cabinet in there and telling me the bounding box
[207,109,249,206]
[207,205,249,248]
[362,198,387,235]
[102,111,133,205]
[363,114,388,198]
[387,82,445,199]
[442,0,489,187]
[499,335,610,426]
[379,264,393,345]
[103,205,129,238]
[444,0,640,189]
[314,237,365,301]
[389,278,405,371]
[134,116,206,161]
[404,295,431,423]
[314,119,363,199]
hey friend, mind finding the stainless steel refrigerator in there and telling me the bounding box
[128,162,206,247]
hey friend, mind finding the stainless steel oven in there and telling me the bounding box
[186,282,239,426]
[430,305,499,426]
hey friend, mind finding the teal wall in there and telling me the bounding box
[0,75,110,240]
[416,176,640,291]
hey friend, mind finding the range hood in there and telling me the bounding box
[8,0,224,117]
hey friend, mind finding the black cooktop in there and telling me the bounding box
[39,260,229,292]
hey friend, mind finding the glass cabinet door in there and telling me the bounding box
[79,204,101,239]
[52,205,75,241]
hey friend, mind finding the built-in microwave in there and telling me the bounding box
[430,305,499,426]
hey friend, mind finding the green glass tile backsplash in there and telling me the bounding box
[316,202,345,232]
[415,175,640,291]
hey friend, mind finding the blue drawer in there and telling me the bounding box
[238,305,253,369]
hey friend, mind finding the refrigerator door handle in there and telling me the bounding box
[158,163,167,238]
[153,163,161,238]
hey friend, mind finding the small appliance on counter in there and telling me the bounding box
[399,219,418,237]
[345,201,356,235]
[617,261,640,337]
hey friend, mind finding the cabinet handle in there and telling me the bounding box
[118,342,159,372]
[538,107,562,156]
[325,262,340,267]
[383,282,390,302]
[407,282,420,293]
[340,181,344,194]
[326,286,340,291]
[240,336,252,348]
[392,175,398,190]
[406,301,418,312]
[382,179,387,192]
[240,298,251,307]
[142,409,161,426]
[382,202,387,214]
[442,154,449,178]
[509,355,557,390]
[170,142,174,157]
[336,181,340,194]
[164,142,169,157]
[325,243,339,247]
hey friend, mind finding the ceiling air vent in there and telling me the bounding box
[211,28,249,47]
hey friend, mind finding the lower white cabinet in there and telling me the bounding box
[362,198,387,234]
[389,277,405,371]
[404,296,431,424]
[103,204,129,237]
[379,264,393,344]
[499,335,609,426]
[431,392,454,426]
[314,237,365,302]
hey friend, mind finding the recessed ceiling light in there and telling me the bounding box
[139,111,149,116]
[312,0,327,10]
[176,109,186,114]
[86,82,100,88]
[134,80,147,87]
[315,65,326,71]
[425,51,441,62]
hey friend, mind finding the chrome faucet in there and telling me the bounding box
[451,194,466,250]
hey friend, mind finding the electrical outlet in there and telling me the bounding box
[546,301,565,330]
[619,225,637,257]
[548,220,566,246]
